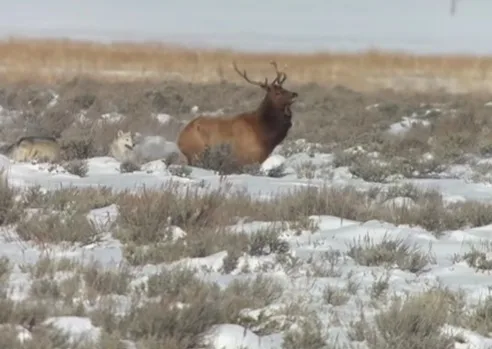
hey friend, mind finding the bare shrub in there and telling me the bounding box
[83,262,131,296]
[308,250,344,278]
[347,234,432,273]
[364,289,461,349]
[168,164,191,178]
[27,256,78,279]
[0,324,74,349]
[23,186,115,213]
[270,183,492,236]
[334,148,445,182]
[16,209,100,244]
[322,285,350,306]
[248,226,290,256]
[114,183,236,244]
[457,241,492,271]
[0,176,22,226]
[282,314,326,349]
[62,159,88,177]
[370,274,391,301]
[60,135,97,161]
[0,257,11,281]
[146,266,203,299]
[92,268,283,348]
[123,228,249,266]
[30,279,62,300]
[119,161,140,173]
[194,144,260,175]
[467,296,492,337]
[222,275,284,322]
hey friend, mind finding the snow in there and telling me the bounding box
[201,324,283,349]
[0,2,492,340]
[133,135,184,164]
[43,316,101,343]
[1,132,492,347]
[388,116,431,135]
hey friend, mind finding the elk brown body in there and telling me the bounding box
[177,61,298,166]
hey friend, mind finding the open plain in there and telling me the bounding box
[1,38,492,349]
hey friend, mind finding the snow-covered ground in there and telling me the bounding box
[2,101,492,348]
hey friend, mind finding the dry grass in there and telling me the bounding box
[90,267,286,348]
[0,176,22,226]
[1,66,492,175]
[2,38,492,93]
[359,288,464,349]
[8,180,492,249]
[347,233,432,273]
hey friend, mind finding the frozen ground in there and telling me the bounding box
[3,96,492,348]
[2,133,492,348]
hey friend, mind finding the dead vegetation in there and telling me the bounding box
[62,160,88,177]
[0,68,491,178]
[4,179,492,248]
[89,268,286,349]
[359,288,464,349]
[347,234,432,272]
[192,144,261,175]
[1,38,492,94]
[0,176,22,226]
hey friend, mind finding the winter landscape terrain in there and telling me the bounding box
[2,1,492,349]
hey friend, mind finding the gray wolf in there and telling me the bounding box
[3,136,61,163]
[109,130,136,163]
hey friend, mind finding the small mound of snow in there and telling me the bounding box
[388,116,431,135]
[201,109,225,117]
[190,105,225,117]
[170,226,187,241]
[86,157,122,175]
[87,204,119,231]
[43,316,101,343]
[0,154,10,173]
[134,136,182,164]
[100,112,125,124]
[153,113,173,124]
[141,160,169,174]
[261,155,286,176]
[382,196,417,209]
[201,324,279,349]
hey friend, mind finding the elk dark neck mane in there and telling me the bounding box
[255,94,292,152]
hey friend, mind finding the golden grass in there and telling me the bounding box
[2,37,492,92]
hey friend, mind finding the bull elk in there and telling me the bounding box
[177,61,298,167]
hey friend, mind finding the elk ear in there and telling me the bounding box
[117,130,123,137]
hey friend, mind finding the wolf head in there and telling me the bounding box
[116,130,134,151]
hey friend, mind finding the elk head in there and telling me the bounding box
[232,60,298,114]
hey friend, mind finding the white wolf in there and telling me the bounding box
[109,130,187,165]
[109,130,136,163]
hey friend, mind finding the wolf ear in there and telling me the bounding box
[117,130,123,137]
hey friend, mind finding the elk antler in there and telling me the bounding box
[232,61,268,89]
[270,61,287,85]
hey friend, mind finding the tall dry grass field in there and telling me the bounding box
[1,37,492,92]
